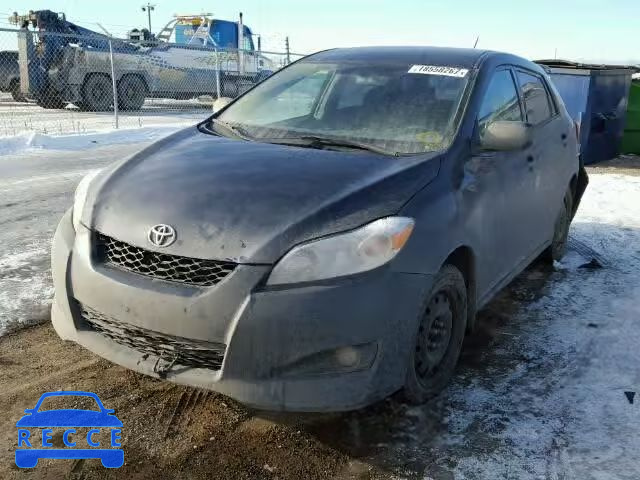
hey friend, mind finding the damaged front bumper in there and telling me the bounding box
[51,210,432,412]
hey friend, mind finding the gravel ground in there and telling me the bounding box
[1,142,639,479]
[586,154,640,176]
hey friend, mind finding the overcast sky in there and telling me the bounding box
[0,0,638,64]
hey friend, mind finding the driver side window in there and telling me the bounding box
[478,69,523,131]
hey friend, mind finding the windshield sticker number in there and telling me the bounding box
[408,65,469,78]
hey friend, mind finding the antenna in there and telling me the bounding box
[473,36,479,49]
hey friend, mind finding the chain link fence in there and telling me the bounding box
[0,27,304,137]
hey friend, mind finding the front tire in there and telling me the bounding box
[9,79,26,102]
[36,84,66,109]
[117,75,147,110]
[402,265,467,404]
[81,74,113,111]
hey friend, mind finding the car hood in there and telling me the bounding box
[86,127,441,263]
[16,410,123,428]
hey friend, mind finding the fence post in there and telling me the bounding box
[215,48,221,100]
[108,38,119,129]
[285,37,291,65]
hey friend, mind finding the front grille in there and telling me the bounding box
[79,304,226,371]
[95,232,236,287]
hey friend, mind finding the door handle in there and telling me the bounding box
[526,155,535,163]
[561,132,568,140]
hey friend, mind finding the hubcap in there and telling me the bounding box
[414,291,454,383]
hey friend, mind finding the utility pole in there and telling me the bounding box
[141,3,155,32]
[285,36,291,65]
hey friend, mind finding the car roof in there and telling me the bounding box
[37,391,99,400]
[308,46,484,68]
[33,391,105,409]
[306,46,536,72]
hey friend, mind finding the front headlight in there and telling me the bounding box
[72,169,101,231]
[267,217,414,285]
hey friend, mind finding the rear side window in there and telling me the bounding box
[478,69,523,129]
[516,71,554,125]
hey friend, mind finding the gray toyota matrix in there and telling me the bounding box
[51,47,587,411]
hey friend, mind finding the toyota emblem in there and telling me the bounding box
[148,224,176,247]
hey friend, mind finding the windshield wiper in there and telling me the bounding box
[266,135,399,157]
[205,119,253,141]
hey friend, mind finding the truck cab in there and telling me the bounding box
[173,18,255,51]
[159,14,271,81]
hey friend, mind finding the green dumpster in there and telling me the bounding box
[622,80,640,154]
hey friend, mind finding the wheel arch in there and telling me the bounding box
[82,71,150,89]
[442,245,477,333]
[569,169,587,219]
[83,71,112,83]
[117,71,150,93]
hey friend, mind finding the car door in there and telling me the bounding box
[463,67,532,298]
[515,69,568,249]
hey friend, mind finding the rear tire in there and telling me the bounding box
[36,84,66,109]
[221,76,239,98]
[36,96,66,109]
[9,79,26,102]
[545,190,573,263]
[81,74,113,111]
[402,265,467,405]
[117,75,147,110]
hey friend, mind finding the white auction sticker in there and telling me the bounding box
[408,65,469,78]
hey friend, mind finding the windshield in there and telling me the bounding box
[216,60,470,154]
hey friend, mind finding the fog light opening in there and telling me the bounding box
[279,342,378,377]
[335,346,361,368]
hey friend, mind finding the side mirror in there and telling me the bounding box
[212,96,234,113]
[479,121,531,151]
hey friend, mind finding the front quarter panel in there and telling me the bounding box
[393,149,465,277]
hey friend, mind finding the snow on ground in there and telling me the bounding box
[0,93,209,138]
[0,125,182,155]
[0,246,53,334]
[369,173,640,480]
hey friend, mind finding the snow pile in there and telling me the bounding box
[0,246,53,336]
[0,126,183,155]
[444,174,640,479]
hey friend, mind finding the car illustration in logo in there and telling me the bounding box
[15,391,123,468]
